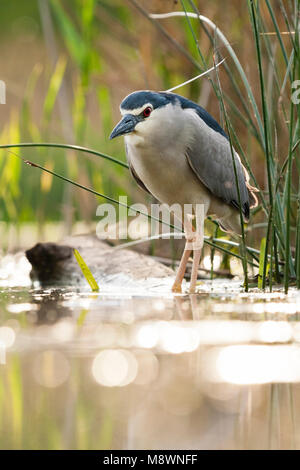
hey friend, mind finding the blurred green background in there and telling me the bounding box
[0,0,297,257]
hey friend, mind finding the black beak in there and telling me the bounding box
[109,114,139,140]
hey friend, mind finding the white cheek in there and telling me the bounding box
[125,133,144,147]
[125,103,182,148]
[126,119,156,146]
[135,117,155,135]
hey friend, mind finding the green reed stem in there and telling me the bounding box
[248,0,274,290]
[0,143,129,169]
[214,60,249,291]
[7,149,260,267]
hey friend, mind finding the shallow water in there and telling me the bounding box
[0,254,300,449]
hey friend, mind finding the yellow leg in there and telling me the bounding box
[171,207,205,294]
[188,205,205,294]
[172,217,194,293]
[172,244,192,293]
[189,249,201,293]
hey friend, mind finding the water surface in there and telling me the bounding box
[0,254,300,449]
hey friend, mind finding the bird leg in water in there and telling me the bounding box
[171,243,192,293]
[171,208,204,294]
[189,206,204,293]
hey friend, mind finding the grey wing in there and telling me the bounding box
[185,123,251,219]
[125,143,152,195]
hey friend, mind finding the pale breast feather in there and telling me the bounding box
[125,142,152,195]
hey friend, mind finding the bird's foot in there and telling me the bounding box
[171,282,183,293]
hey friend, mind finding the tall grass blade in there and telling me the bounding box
[213,62,249,291]
[258,237,267,288]
[6,149,260,267]
[73,249,99,292]
[150,10,265,142]
[248,0,275,290]
[0,143,129,168]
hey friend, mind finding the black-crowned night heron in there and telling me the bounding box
[110,91,257,293]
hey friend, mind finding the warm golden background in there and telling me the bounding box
[0,0,297,262]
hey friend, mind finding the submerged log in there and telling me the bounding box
[26,234,174,286]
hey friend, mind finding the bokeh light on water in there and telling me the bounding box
[1,276,300,449]
[92,349,138,387]
[201,345,300,385]
[33,350,70,388]
[0,326,15,347]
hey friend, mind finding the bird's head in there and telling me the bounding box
[110,91,181,146]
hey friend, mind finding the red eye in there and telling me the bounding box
[143,106,152,118]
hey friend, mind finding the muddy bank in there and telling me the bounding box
[26,234,174,287]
